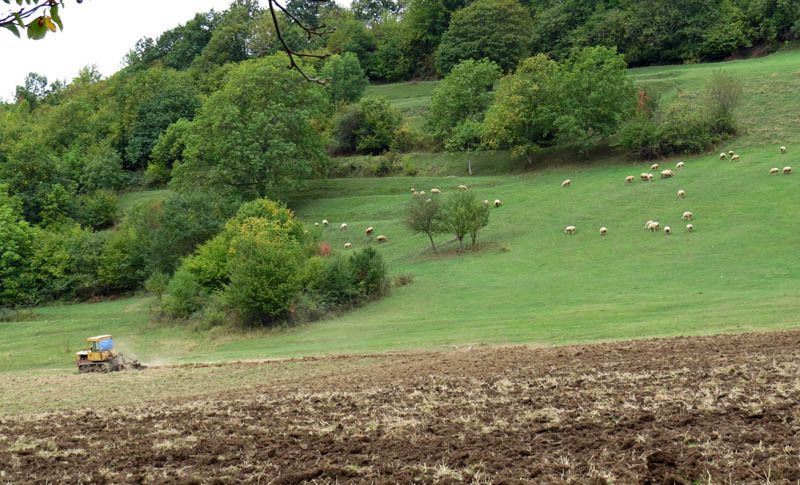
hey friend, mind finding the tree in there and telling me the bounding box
[428,59,501,148]
[442,190,489,249]
[14,72,48,109]
[553,46,635,152]
[482,54,561,165]
[1,1,75,40]
[434,0,531,76]
[704,69,742,135]
[170,55,329,200]
[330,96,401,154]
[405,194,445,252]
[0,185,33,306]
[321,53,368,107]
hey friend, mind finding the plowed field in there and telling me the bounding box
[3,331,800,484]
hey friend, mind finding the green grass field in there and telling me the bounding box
[3,50,800,373]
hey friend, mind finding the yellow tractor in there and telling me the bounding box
[75,335,143,373]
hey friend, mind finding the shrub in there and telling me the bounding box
[349,247,388,297]
[98,228,148,292]
[75,189,119,230]
[161,268,205,318]
[704,69,742,136]
[305,255,361,307]
[79,145,126,192]
[330,96,401,155]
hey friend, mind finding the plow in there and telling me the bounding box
[76,335,146,373]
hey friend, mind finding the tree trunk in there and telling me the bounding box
[427,231,437,253]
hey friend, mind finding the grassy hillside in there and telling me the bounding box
[3,51,800,372]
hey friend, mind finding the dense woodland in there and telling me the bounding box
[0,0,797,321]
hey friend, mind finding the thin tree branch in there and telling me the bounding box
[0,1,57,26]
[267,0,332,84]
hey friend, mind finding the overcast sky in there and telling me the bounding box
[2,0,298,101]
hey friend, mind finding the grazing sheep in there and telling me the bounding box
[784,166,792,175]
[562,179,571,187]
[647,173,654,181]
[494,199,502,207]
[645,220,654,230]
[419,191,426,196]
[564,225,576,235]
[599,226,608,235]
[677,189,686,198]
[457,184,468,190]
[686,224,693,232]
[412,190,418,196]
[365,226,374,235]
[376,235,387,242]
[314,222,320,227]
[425,198,432,203]
[322,219,328,226]
[344,242,352,249]
[720,152,727,159]
[410,188,416,194]
[647,221,660,232]
[640,172,649,181]
[729,150,735,156]
[664,226,671,235]
[731,154,740,162]
[780,146,787,153]
[340,223,347,231]
[660,169,674,178]
[483,199,490,206]
[676,161,685,169]
[625,175,635,183]
[650,163,659,171]
[682,211,693,221]
[770,167,780,175]
[430,188,441,194]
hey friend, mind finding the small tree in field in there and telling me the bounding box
[405,194,445,252]
[443,190,490,249]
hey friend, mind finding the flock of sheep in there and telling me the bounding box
[562,147,791,236]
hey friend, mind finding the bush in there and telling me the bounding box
[98,228,148,293]
[704,69,742,136]
[304,255,361,307]
[80,145,126,192]
[330,96,401,155]
[161,268,205,318]
[75,189,119,230]
[349,247,388,297]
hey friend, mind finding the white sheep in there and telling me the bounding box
[365,226,374,235]
[720,152,727,159]
[625,175,635,183]
[410,188,416,194]
[647,221,660,232]
[561,179,571,188]
[425,198,432,203]
[784,166,792,175]
[686,224,693,232]
[650,163,659,171]
[340,223,347,231]
[599,226,607,235]
[645,220,654,230]
[322,219,328,226]
[731,154,740,162]
[457,184,468,190]
[494,199,502,208]
[660,169,674,178]
[682,211,693,221]
[344,242,352,249]
[564,225,576,235]
[412,190,418,196]
[430,188,441,194]
[664,225,671,235]
[314,222,320,227]
[677,189,686,198]
[376,235,387,243]
[419,191,426,196]
[780,146,787,154]
[482,199,490,206]
[729,150,735,156]
[676,161,685,169]
[640,172,649,181]
[770,167,780,175]
[647,173,654,181]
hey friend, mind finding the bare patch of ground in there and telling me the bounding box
[2,331,800,483]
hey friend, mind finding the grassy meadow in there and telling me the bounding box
[3,50,800,373]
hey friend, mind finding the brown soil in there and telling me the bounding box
[2,331,800,483]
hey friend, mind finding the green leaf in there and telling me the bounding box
[50,5,62,30]
[13,12,24,26]
[1,23,21,37]
[26,16,47,39]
